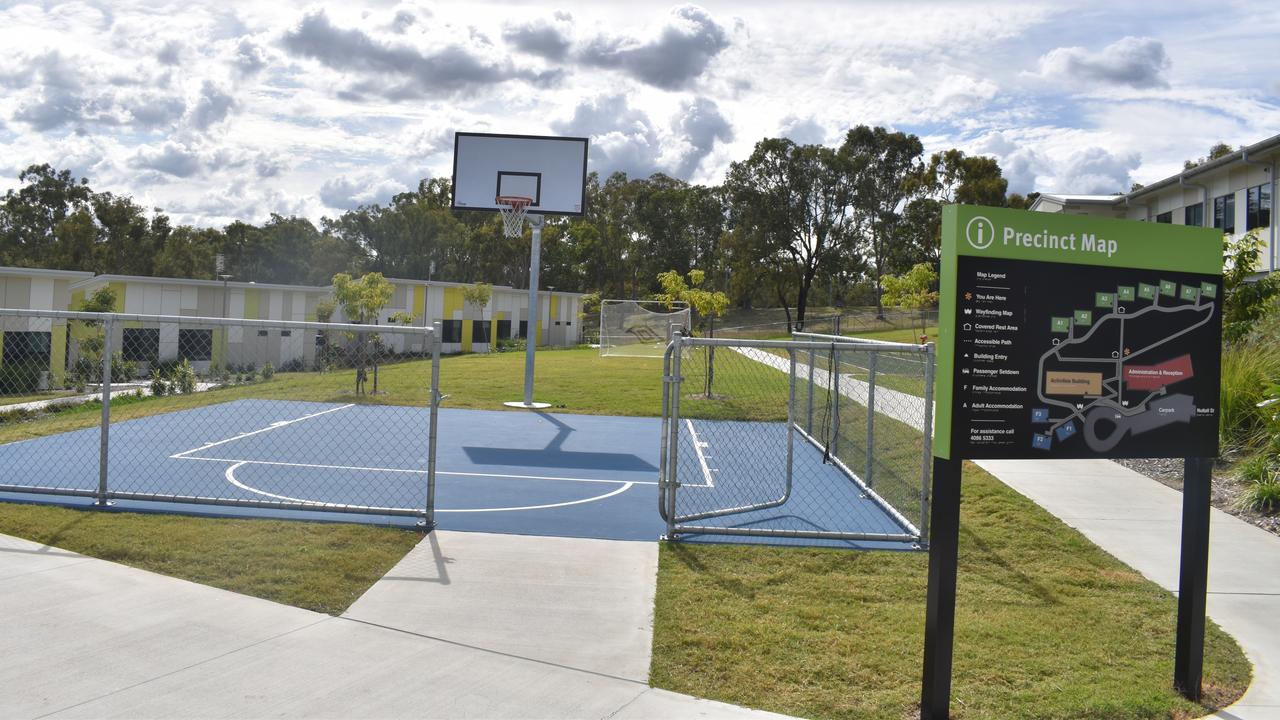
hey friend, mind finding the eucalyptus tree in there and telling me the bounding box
[724,137,857,330]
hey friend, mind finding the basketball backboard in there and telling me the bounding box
[451,132,589,216]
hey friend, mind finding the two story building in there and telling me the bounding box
[1032,133,1278,275]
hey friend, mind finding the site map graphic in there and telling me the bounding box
[951,255,1222,459]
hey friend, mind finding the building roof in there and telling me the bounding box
[381,276,586,297]
[0,265,95,280]
[71,274,331,293]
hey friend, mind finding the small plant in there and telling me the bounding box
[1237,477,1280,513]
[150,370,169,397]
[172,358,197,394]
[279,357,304,373]
[261,362,275,380]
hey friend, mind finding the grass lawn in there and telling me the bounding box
[651,462,1251,720]
[0,502,421,614]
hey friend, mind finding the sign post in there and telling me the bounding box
[923,205,1223,718]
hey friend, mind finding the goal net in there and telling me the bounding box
[600,300,691,357]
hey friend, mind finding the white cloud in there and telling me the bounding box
[318,173,407,211]
[1038,36,1170,89]
[0,0,1275,227]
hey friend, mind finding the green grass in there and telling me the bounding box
[651,463,1251,720]
[0,502,421,614]
[844,324,939,345]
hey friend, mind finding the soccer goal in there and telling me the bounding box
[600,300,690,358]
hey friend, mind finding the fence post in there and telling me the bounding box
[806,348,815,434]
[96,315,114,506]
[865,351,877,488]
[705,317,715,398]
[920,344,936,546]
[425,323,441,529]
[665,329,684,538]
[786,349,796,497]
[831,344,840,455]
[834,314,842,336]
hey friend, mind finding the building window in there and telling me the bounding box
[257,329,269,337]
[517,320,528,339]
[280,330,292,337]
[1184,202,1204,227]
[121,328,159,362]
[1247,183,1272,231]
[178,329,213,361]
[497,320,512,339]
[2,331,51,364]
[1213,193,1236,234]
[441,320,462,343]
[473,321,492,343]
[1155,211,1172,224]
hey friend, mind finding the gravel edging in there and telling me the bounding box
[1114,457,1280,536]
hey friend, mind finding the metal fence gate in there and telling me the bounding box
[0,308,441,526]
[659,331,934,546]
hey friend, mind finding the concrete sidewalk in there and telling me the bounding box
[0,532,790,719]
[979,459,1280,720]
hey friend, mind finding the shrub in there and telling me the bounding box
[150,370,169,397]
[279,357,304,373]
[111,353,139,381]
[1219,342,1280,449]
[1237,478,1280,513]
[171,358,197,394]
[261,362,275,380]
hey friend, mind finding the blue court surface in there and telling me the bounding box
[0,399,915,549]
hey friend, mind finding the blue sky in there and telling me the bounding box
[0,0,1276,227]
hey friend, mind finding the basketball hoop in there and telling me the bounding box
[496,195,533,238]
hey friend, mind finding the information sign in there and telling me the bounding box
[935,205,1224,460]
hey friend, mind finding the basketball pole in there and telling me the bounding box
[507,213,551,409]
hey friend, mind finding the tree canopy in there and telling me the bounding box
[1,124,1035,325]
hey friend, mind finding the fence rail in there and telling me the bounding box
[659,331,934,547]
[0,308,441,525]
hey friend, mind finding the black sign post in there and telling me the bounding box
[923,206,1224,718]
[921,456,962,720]
[1175,456,1214,701]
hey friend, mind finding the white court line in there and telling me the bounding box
[169,404,355,459]
[222,461,638,513]
[684,418,716,488]
[175,454,658,486]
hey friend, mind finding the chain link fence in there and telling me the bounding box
[659,331,933,546]
[0,308,441,524]
[710,307,938,341]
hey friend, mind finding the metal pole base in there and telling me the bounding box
[503,400,552,409]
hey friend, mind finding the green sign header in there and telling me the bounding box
[947,205,1223,273]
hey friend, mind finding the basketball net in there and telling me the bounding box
[496,195,533,238]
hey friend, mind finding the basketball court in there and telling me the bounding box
[0,399,917,549]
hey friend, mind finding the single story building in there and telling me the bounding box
[1032,133,1278,275]
[0,267,94,387]
[0,267,585,387]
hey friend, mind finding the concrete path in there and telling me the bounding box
[734,346,928,430]
[978,459,1280,720]
[0,532,791,719]
[344,530,659,682]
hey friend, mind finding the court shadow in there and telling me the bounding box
[463,410,655,471]
[378,531,452,585]
[461,446,656,471]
